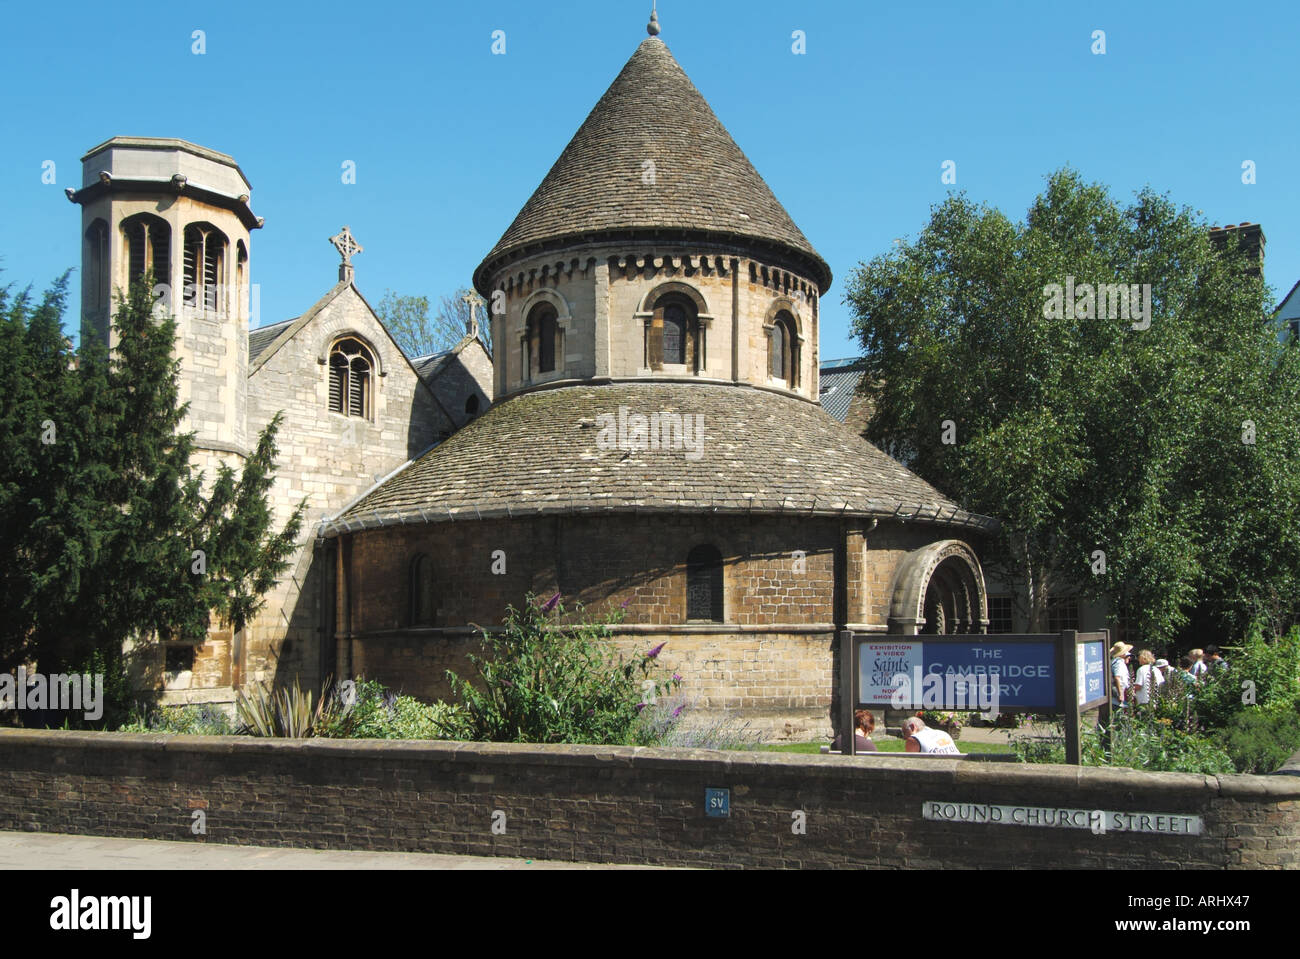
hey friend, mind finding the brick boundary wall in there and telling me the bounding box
[0,730,1296,869]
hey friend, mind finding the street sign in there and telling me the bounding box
[705,788,730,818]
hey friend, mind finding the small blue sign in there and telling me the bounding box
[1079,641,1106,706]
[705,788,730,818]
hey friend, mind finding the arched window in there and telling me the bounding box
[409,554,435,627]
[85,219,110,321]
[183,223,228,313]
[769,311,798,384]
[686,544,724,622]
[770,321,786,379]
[663,303,687,365]
[648,293,701,372]
[465,394,480,416]
[122,214,171,288]
[329,337,375,419]
[236,240,248,314]
[526,304,559,377]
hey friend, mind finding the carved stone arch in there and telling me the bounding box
[637,280,712,319]
[888,539,988,636]
[519,287,573,327]
[318,330,384,377]
[763,296,805,338]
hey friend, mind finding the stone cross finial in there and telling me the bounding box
[462,290,486,339]
[648,1,661,36]
[330,226,363,283]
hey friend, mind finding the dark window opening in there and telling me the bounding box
[663,304,686,365]
[686,544,724,622]
[1047,596,1080,633]
[466,394,480,416]
[988,595,1014,634]
[165,645,195,675]
[409,554,435,627]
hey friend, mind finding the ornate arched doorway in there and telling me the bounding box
[888,541,989,636]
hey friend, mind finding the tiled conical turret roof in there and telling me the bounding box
[474,36,832,293]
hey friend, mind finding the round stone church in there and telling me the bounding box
[322,17,995,740]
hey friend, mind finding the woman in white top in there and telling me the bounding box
[1110,642,1133,707]
[1189,649,1209,680]
[1133,649,1165,705]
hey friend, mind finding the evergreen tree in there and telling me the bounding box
[0,272,304,717]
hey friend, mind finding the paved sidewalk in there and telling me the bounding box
[0,831,663,870]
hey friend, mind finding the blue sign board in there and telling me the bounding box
[860,639,1059,710]
[1078,641,1106,707]
[705,788,730,818]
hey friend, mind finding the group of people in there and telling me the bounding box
[1109,641,1228,709]
[831,709,962,755]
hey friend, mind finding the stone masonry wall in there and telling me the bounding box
[1,730,1295,869]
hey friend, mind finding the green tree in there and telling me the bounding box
[376,287,491,359]
[845,169,1300,642]
[0,272,304,720]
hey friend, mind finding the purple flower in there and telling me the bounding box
[672,705,685,718]
[620,599,630,609]
[646,642,666,660]
[672,673,682,683]
[635,703,647,713]
[541,593,561,613]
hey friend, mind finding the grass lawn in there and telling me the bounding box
[759,739,1014,755]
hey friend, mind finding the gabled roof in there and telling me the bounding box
[474,37,831,293]
[818,358,867,424]
[1275,278,1300,320]
[323,382,995,536]
[249,317,296,364]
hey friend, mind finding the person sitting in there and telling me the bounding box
[1133,649,1165,705]
[902,715,961,755]
[831,709,879,753]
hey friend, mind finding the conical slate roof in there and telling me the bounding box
[474,37,832,292]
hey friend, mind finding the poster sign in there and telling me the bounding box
[859,639,1058,711]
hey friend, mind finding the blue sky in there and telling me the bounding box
[2,0,1296,361]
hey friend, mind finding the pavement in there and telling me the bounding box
[0,831,665,870]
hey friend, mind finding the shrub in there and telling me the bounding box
[235,676,335,738]
[445,594,680,745]
[627,694,765,750]
[1091,711,1236,775]
[1192,624,1300,729]
[117,703,234,736]
[1012,713,1236,775]
[313,679,467,741]
[1213,705,1300,774]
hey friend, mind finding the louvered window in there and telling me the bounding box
[123,214,170,288]
[328,337,374,419]
[85,220,109,319]
[183,224,227,313]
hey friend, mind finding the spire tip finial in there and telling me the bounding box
[647,2,661,36]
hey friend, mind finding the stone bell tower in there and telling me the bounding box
[67,137,264,464]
